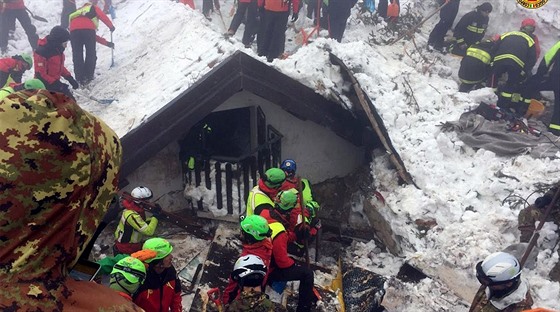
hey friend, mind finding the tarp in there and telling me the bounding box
[441,109,560,158]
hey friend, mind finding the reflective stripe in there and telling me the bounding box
[550,124,560,130]
[494,54,526,68]
[466,47,492,64]
[501,31,535,47]
[500,92,530,104]
[466,25,486,34]
[459,78,483,84]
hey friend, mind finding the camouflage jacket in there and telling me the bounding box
[469,282,533,312]
[226,291,287,312]
[0,91,140,311]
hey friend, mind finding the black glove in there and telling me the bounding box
[107,42,115,49]
[291,12,298,23]
[535,194,553,208]
[110,26,116,32]
[295,223,311,241]
[66,76,79,89]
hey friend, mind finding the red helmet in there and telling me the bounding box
[521,18,536,28]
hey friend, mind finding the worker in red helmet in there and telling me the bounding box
[490,19,539,116]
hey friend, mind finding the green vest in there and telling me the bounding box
[69,4,100,28]
[544,41,560,68]
[246,185,274,216]
[114,210,158,244]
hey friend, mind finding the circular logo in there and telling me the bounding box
[517,0,548,9]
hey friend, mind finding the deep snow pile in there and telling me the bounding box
[16,0,560,310]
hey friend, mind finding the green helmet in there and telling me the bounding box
[110,256,146,294]
[240,215,271,241]
[23,79,45,90]
[142,237,173,262]
[20,53,33,68]
[263,168,286,188]
[277,188,298,210]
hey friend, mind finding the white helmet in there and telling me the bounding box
[231,255,267,285]
[131,186,153,200]
[476,252,521,285]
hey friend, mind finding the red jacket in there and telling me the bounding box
[222,239,273,304]
[258,0,299,13]
[134,266,182,312]
[1,0,25,10]
[33,37,72,84]
[0,57,28,86]
[257,208,296,269]
[69,4,114,46]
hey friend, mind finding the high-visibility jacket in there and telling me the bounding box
[246,179,278,216]
[114,200,158,254]
[453,10,489,47]
[458,39,496,84]
[493,31,537,74]
[69,4,114,47]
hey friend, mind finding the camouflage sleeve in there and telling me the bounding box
[518,206,539,243]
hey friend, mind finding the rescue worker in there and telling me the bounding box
[450,2,492,57]
[518,182,560,281]
[458,36,499,93]
[223,215,273,305]
[69,2,115,86]
[134,238,182,312]
[0,90,139,310]
[490,19,538,117]
[0,53,32,87]
[257,0,300,62]
[279,159,321,251]
[279,159,317,206]
[0,78,45,99]
[256,189,315,312]
[61,0,77,29]
[114,186,160,255]
[109,256,147,301]
[246,167,286,216]
[527,41,560,136]
[34,26,79,98]
[427,0,461,53]
[227,255,288,312]
[327,0,358,43]
[226,0,258,48]
[469,252,533,311]
[0,0,38,54]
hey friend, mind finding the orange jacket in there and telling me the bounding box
[258,0,300,13]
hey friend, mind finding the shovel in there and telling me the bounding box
[25,7,48,23]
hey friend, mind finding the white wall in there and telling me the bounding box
[217,91,366,183]
[124,90,366,208]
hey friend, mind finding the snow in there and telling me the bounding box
[13,0,560,310]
